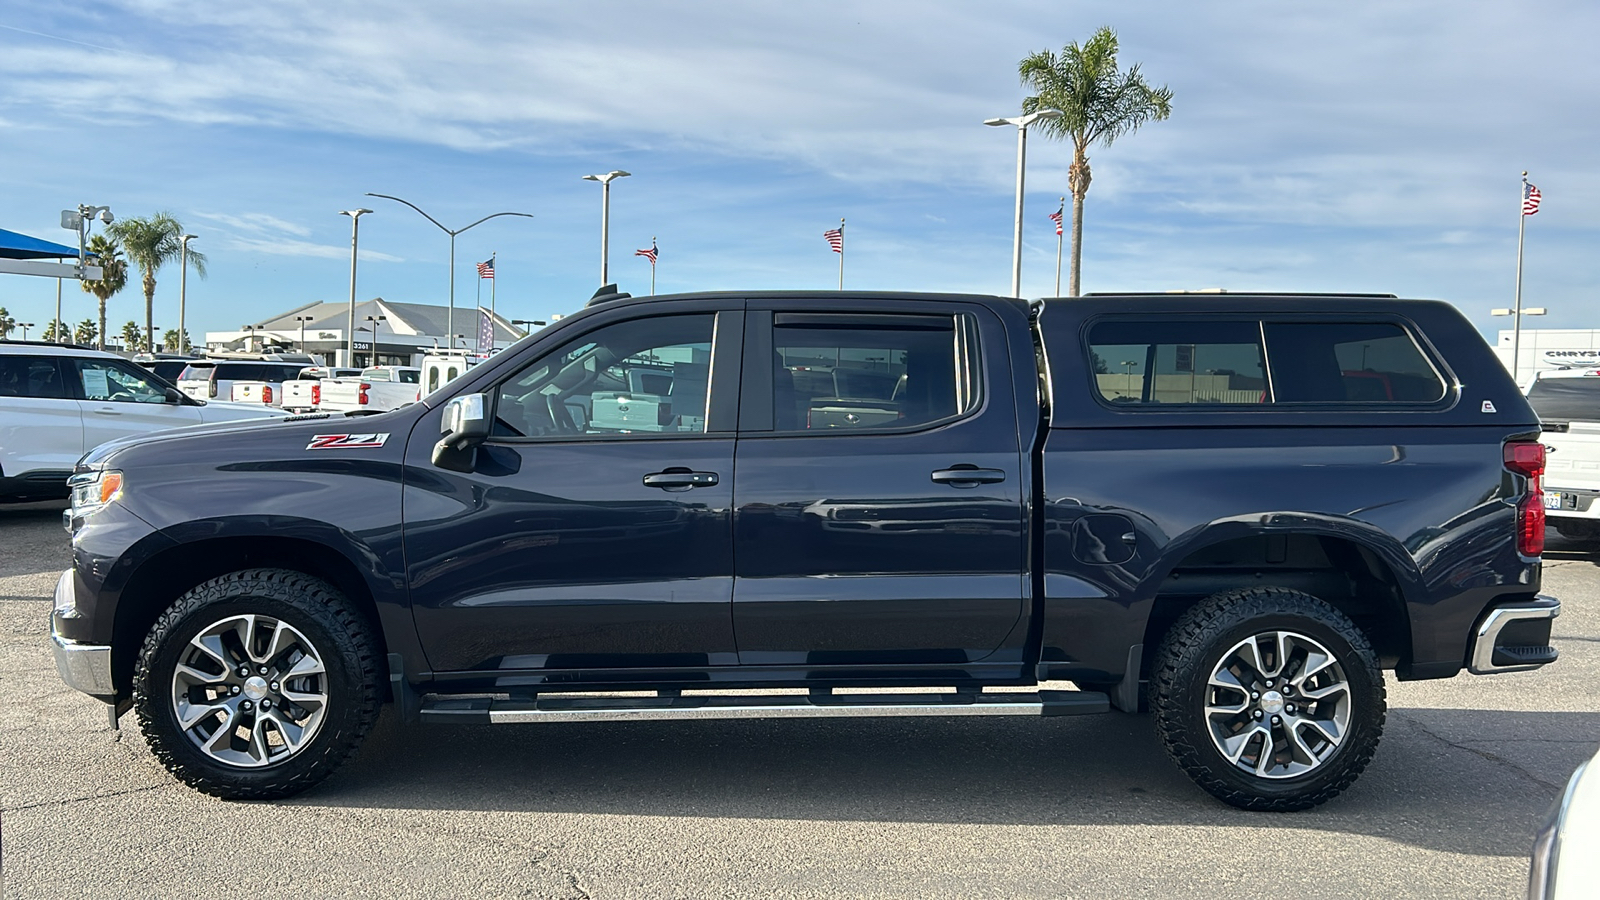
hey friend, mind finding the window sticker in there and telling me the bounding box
[81,368,110,399]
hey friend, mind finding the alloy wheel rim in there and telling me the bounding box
[169,614,329,769]
[1203,629,1351,780]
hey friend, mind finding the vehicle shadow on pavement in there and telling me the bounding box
[300,704,1598,858]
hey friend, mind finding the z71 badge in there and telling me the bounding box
[306,433,390,450]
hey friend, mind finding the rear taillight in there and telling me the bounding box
[311,384,321,405]
[262,386,274,404]
[358,383,371,405]
[1505,441,1546,556]
[208,380,217,398]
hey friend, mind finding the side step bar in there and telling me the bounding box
[420,690,1110,725]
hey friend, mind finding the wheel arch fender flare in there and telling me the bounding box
[1136,511,1424,657]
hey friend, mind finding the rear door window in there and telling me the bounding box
[769,313,976,431]
[0,356,71,399]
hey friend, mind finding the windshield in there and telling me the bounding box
[1527,377,1600,424]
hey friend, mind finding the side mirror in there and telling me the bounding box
[164,387,185,404]
[432,393,491,472]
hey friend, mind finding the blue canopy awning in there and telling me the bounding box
[0,227,80,260]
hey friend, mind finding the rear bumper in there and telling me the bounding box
[50,569,115,701]
[1468,595,1560,675]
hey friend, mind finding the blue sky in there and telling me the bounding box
[1,1,1595,342]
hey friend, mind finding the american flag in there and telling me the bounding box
[823,226,843,253]
[1522,180,1542,216]
[476,307,494,355]
[634,241,657,265]
[1049,205,1064,236]
[476,258,495,279]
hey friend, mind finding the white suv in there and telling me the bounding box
[0,342,288,503]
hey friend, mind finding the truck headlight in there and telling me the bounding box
[68,470,124,518]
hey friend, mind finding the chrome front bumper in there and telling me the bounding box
[50,569,114,698]
[1469,595,1561,675]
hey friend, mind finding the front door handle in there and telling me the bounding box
[91,407,122,416]
[643,468,719,492]
[931,466,1006,488]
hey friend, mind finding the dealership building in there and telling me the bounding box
[1495,328,1600,386]
[203,298,531,368]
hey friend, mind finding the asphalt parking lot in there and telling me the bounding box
[2,501,1595,899]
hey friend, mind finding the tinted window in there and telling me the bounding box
[220,363,264,381]
[1265,322,1445,403]
[72,359,170,403]
[399,370,420,384]
[493,314,714,438]
[1527,377,1600,424]
[1087,320,1267,405]
[772,314,972,431]
[0,356,70,399]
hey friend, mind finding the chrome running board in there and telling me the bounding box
[419,690,1109,725]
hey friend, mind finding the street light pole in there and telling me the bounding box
[178,234,197,353]
[985,110,1061,298]
[338,209,373,368]
[581,171,631,285]
[365,193,533,348]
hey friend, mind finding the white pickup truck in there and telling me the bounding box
[278,366,360,413]
[318,365,423,413]
[1526,368,1600,542]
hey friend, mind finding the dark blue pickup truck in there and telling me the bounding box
[51,289,1560,809]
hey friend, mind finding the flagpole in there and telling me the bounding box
[837,218,845,290]
[1512,171,1528,386]
[1054,197,1064,297]
[490,252,497,342]
[651,237,656,296]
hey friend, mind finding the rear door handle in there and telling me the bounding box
[931,466,1006,487]
[643,468,719,492]
[91,407,122,416]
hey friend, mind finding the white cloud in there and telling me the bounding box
[223,235,402,263]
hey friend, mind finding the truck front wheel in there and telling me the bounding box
[1151,587,1385,811]
[133,569,381,800]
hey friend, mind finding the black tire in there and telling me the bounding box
[133,568,381,800]
[1151,587,1385,811]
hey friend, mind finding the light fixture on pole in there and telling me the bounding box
[511,319,546,336]
[984,109,1061,298]
[365,314,387,357]
[59,204,113,343]
[338,208,373,368]
[364,193,533,349]
[19,322,35,341]
[1491,306,1548,385]
[178,234,197,353]
[294,312,315,347]
[581,171,631,285]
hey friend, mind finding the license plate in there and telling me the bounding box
[1544,491,1563,510]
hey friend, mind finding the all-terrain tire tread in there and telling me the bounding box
[1150,586,1386,812]
[132,568,381,800]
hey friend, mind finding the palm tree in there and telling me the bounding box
[120,321,145,353]
[0,307,14,340]
[108,213,206,353]
[1020,27,1172,296]
[74,319,99,346]
[79,234,129,350]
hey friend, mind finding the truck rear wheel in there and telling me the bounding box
[133,569,381,800]
[1151,587,1385,811]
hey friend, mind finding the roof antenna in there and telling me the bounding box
[586,283,632,307]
